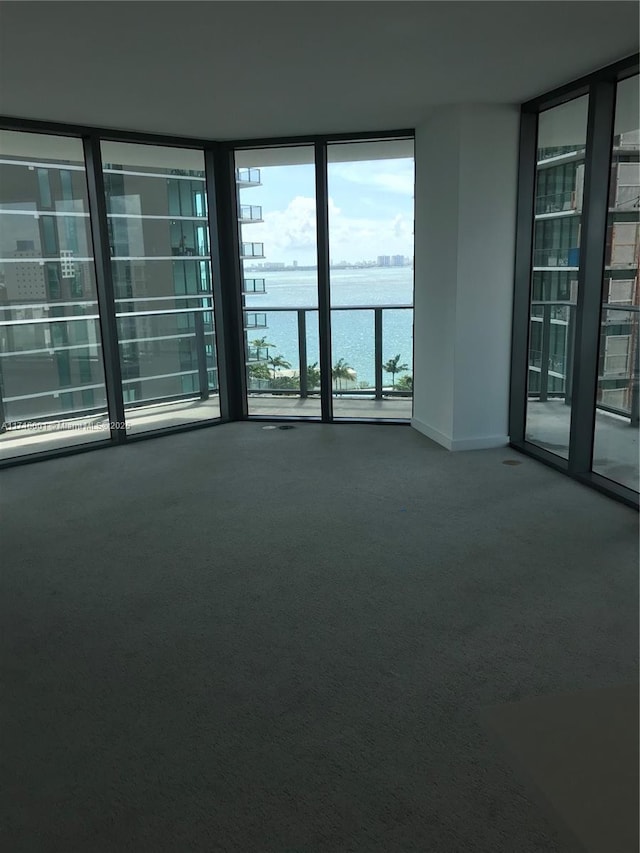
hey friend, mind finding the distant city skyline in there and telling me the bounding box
[245,254,413,272]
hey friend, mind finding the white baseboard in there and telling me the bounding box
[449,434,510,451]
[411,418,453,449]
[411,418,508,451]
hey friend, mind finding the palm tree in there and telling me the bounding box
[306,362,321,390]
[332,358,353,390]
[396,373,413,393]
[248,362,271,383]
[383,354,409,390]
[267,353,291,382]
[250,336,276,350]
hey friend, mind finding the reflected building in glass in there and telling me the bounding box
[598,123,639,414]
[100,143,217,413]
[526,89,639,467]
[0,133,108,428]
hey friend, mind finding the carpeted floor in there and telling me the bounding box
[485,684,639,853]
[1,423,637,852]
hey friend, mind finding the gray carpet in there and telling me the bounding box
[1,423,637,852]
[485,684,639,853]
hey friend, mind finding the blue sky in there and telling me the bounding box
[239,157,414,265]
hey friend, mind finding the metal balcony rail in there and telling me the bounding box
[0,301,218,427]
[528,299,639,424]
[537,147,586,166]
[1,301,415,427]
[240,242,265,259]
[235,168,261,185]
[244,312,267,329]
[535,190,576,215]
[238,205,263,222]
[244,305,413,400]
[532,248,580,268]
[243,278,266,294]
[246,346,267,364]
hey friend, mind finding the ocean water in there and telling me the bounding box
[244,267,414,387]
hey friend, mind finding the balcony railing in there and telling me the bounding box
[243,278,266,294]
[244,312,267,330]
[245,305,413,400]
[0,301,414,430]
[528,299,639,424]
[535,190,576,215]
[238,205,263,223]
[533,248,580,268]
[235,168,261,186]
[0,299,218,428]
[240,242,265,259]
[247,345,269,364]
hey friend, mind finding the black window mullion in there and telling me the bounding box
[314,141,333,422]
[83,136,126,443]
[205,144,247,421]
[509,109,538,443]
[568,79,617,474]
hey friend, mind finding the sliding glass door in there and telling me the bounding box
[234,146,321,418]
[592,74,639,491]
[524,96,588,457]
[232,137,415,422]
[327,139,414,421]
[0,124,415,465]
[0,130,109,458]
[512,60,639,501]
[100,142,220,434]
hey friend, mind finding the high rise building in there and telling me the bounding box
[530,126,639,414]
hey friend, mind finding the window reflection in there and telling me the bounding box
[525,96,589,457]
[100,142,220,434]
[592,75,640,491]
[0,131,109,459]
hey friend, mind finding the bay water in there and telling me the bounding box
[244,266,414,387]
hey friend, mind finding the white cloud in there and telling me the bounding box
[243,195,413,264]
[248,196,320,256]
[329,161,414,197]
[327,208,413,263]
[372,172,415,196]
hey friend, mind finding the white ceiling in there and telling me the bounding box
[0,1,637,141]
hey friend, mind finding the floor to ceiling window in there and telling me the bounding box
[327,139,414,420]
[100,142,220,434]
[524,96,589,458]
[592,73,639,491]
[0,130,109,459]
[233,136,415,423]
[0,125,415,466]
[512,56,639,503]
[234,146,321,418]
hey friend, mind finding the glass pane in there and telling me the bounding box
[0,130,109,459]
[525,96,589,457]
[235,146,321,418]
[327,139,414,420]
[100,141,219,434]
[384,308,413,396]
[592,75,639,491]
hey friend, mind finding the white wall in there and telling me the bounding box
[412,105,520,450]
[412,107,460,445]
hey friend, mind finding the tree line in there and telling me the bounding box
[247,337,412,391]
